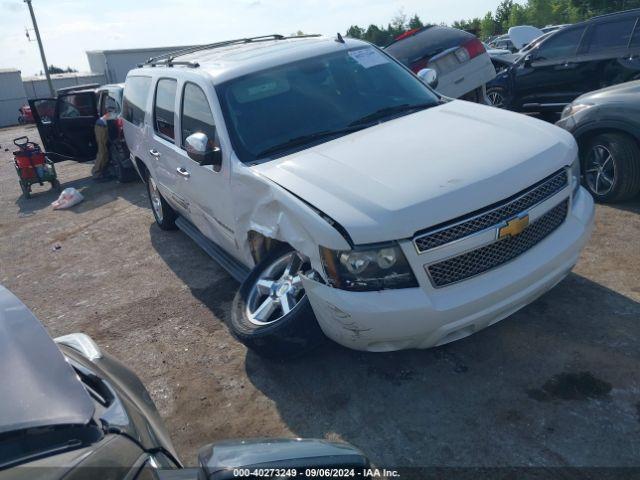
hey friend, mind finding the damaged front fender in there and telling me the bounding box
[231,164,351,278]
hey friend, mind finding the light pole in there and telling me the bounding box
[24,0,54,96]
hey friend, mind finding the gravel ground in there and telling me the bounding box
[1,124,639,470]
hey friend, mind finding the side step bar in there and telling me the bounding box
[176,216,250,283]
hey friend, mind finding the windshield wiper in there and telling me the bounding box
[256,125,367,159]
[349,102,435,127]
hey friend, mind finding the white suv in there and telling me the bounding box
[123,34,594,358]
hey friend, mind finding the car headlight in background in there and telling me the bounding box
[320,243,418,291]
[561,103,593,119]
[570,155,581,199]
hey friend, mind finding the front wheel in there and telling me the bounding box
[582,133,640,203]
[146,175,177,230]
[230,246,326,359]
[486,86,506,108]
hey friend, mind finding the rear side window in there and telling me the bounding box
[586,17,637,53]
[58,94,95,118]
[154,79,177,142]
[181,82,216,146]
[123,76,151,126]
[535,27,585,61]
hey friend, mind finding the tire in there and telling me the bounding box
[146,174,177,230]
[581,132,640,203]
[230,245,326,359]
[486,86,506,108]
[51,178,62,192]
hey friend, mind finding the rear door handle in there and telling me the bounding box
[149,149,161,158]
[176,167,190,178]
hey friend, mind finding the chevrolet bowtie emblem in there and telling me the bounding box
[498,214,530,239]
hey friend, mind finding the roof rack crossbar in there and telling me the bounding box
[143,34,321,67]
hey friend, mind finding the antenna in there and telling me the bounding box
[336,32,345,44]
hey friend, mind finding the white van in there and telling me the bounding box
[123,34,594,358]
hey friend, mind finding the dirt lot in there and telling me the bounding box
[1,124,639,470]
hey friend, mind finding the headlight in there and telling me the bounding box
[561,103,593,119]
[320,243,418,291]
[570,155,581,199]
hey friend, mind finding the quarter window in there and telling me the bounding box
[123,76,151,126]
[535,27,585,61]
[154,79,178,142]
[586,17,637,53]
[58,94,95,118]
[181,82,216,146]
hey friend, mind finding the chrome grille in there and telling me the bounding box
[427,199,569,288]
[414,169,568,253]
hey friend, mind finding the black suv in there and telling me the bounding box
[29,84,138,182]
[487,9,640,113]
[0,285,369,479]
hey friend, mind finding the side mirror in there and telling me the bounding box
[185,132,222,171]
[417,68,438,89]
[523,54,533,67]
[198,438,370,480]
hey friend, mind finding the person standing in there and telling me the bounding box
[91,105,115,180]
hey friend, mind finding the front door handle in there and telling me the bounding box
[149,149,161,158]
[176,167,190,178]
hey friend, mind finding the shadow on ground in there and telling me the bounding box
[145,214,640,468]
[148,222,239,320]
[15,173,146,215]
[607,196,640,215]
[241,274,640,467]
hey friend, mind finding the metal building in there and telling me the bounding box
[0,69,28,127]
[86,46,194,84]
[22,72,107,99]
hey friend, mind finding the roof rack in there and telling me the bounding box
[142,34,322,68]
[592,7,640,20]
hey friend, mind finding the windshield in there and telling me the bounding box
[217,47,440,162]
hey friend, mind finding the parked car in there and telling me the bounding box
[557,80,640,202]
[485,9,640,113]
[17,104,34,124]
[29,83,137,182]
[0,285,370,478]
[124,34,594,358]
[484,42,512,56]
[488,34,516,53]
[488,27,544,54]
[384,25,496,102]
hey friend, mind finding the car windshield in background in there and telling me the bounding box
[217,47,440,162]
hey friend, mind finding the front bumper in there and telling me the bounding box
[304,187,594,352]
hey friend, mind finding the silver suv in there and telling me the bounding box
[123,35,594,358]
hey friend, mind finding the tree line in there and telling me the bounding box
[345,0,640,45]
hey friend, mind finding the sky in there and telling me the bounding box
[0,0,509,76]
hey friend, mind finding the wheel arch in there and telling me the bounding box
[574,121,640,152]
[134,156,149,183]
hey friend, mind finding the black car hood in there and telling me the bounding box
[0,286,94,435]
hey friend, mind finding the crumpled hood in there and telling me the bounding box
[253,100,576,245]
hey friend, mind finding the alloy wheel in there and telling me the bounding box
[246,251,308,326]
[585,144,616,196]
[487,89,504,108]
